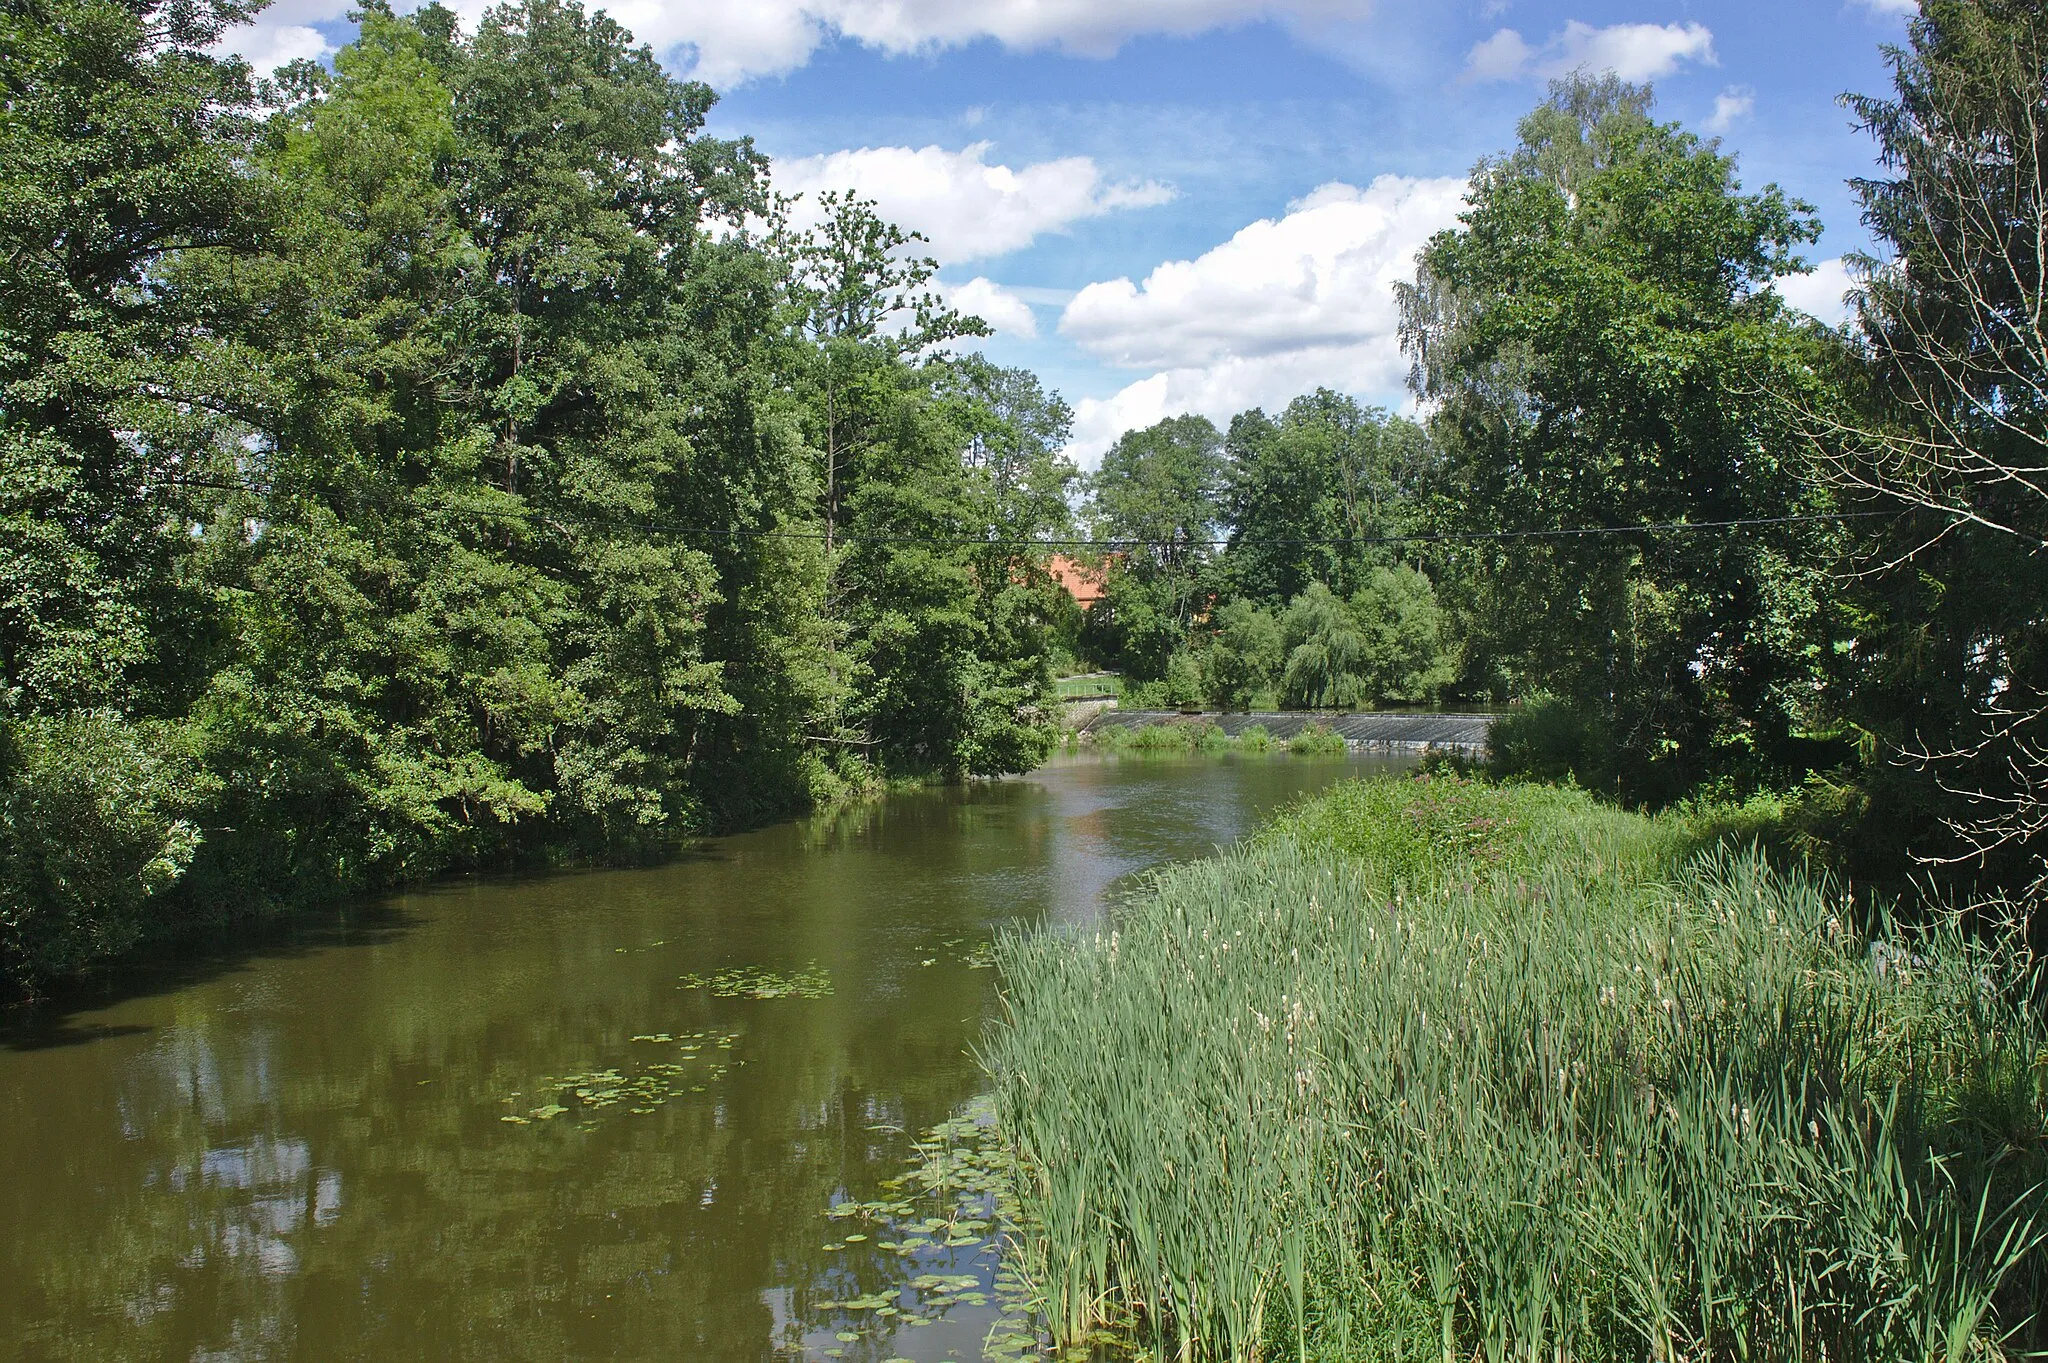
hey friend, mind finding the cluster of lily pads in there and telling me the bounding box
[498,1029,740,1125]
[807,1097,1113,1361]
[678,963,834,999]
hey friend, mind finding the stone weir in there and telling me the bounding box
[1083,709,1500,756]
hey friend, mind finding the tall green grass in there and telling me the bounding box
[984,775,2048,1361]
[1090,722,1308,756]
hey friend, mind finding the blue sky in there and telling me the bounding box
[229,0,1918,461]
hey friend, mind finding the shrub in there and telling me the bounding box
[0,713,213,990]
[1286,722,1346,756]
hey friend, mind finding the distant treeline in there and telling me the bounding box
[0,0,1079,989]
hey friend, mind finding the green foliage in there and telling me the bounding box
[1284,722,1346,756]
[1280,583,1366,708]
[1077,560,1181,681]
[1220,391,1438,606]
[1278,572,1454,709]
[1351,564,1456,702]
[1814,0,2048,897]
[0,714,212,982]
[1163,649,1206,709]
[1086,415,1224,562]
[1400,74,1846,800]
[0,0,263,717]
[1084,415,1225,648]
[987,775,2048,1360]
[1202,599,1284,710]
[0,0,1070,990]
[1486,692,1611,787]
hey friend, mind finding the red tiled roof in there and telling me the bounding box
[1046,554,1106,606]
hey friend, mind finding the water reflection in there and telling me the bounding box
[0,752,1401,1361]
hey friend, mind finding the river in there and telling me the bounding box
[0,751,1405,1361]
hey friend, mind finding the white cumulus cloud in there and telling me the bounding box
[1776,257,1857,327]
[211,0,1378,87]
[774,142,1174,264]
[1464,20,1716,84]
[212,0,339,74]
[1058,175,1467,465]
[1853,0,1917,15]
[942,277,1040,338]
[1706,85,1755,133]
[417,0,1375,87]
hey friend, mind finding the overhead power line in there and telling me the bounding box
[161,475,1896,547]
[648,509,1890,549]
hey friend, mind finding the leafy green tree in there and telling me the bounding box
[0,0,274,984]
[1280,582,1368,709]
[0,0,266,716]
[1803,0,2048,894]
[1077,562,1181,682]
[0,0,1076,991]
[1399,74,1844,798]
[776,192,1061,778]
[1085,415,1224,628]
[1351,565,1455,704]
[1202,600,1284,711]
[1221,391,1437,606]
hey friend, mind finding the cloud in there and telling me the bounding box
[1706,85,1755,133]
[212,0,339,73]
[773,142,1174,264]
[943,278,1040,338]
[209,0,1379,86]
[1057,175,1466,464]
[1852,0,1917,15]
[1776,257,1856,326]
[1464,20,1716,84]
[400,0,1376,87]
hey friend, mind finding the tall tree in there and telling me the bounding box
[0,0,267,715]
[1221,390,1437,607]
[1806,0,2048,893]
[1085,414,1224,628]
[0,0,271,980]
[1400,74,1844,799]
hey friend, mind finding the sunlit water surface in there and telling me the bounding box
[1,751,1406,1361]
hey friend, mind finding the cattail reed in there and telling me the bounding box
[983,777,2048,1361]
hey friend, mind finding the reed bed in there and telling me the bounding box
[984,776,2048,1362]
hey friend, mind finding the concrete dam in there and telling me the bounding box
[1080,708,1500,755]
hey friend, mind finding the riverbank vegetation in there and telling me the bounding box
[1079,720,1359,757]
[0,0,1077,990]
[986,773,2048,1360]
[1066,3,2047,913]
[3,0,2043,1015]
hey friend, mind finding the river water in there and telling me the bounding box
[0,751,1402,1361]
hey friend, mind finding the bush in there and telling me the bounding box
[1486,691,1612,788]
[1286,722,1346,756]
[1203,601,1283,710]
[1163,649,1206,710]
[0,713,214,990]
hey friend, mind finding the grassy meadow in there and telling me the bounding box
[983,776,2048,1361]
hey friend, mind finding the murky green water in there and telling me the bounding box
[0,752,1402,1361]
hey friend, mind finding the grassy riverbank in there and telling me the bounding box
[984,775,2048,1361]
[1080,720,1349,756]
